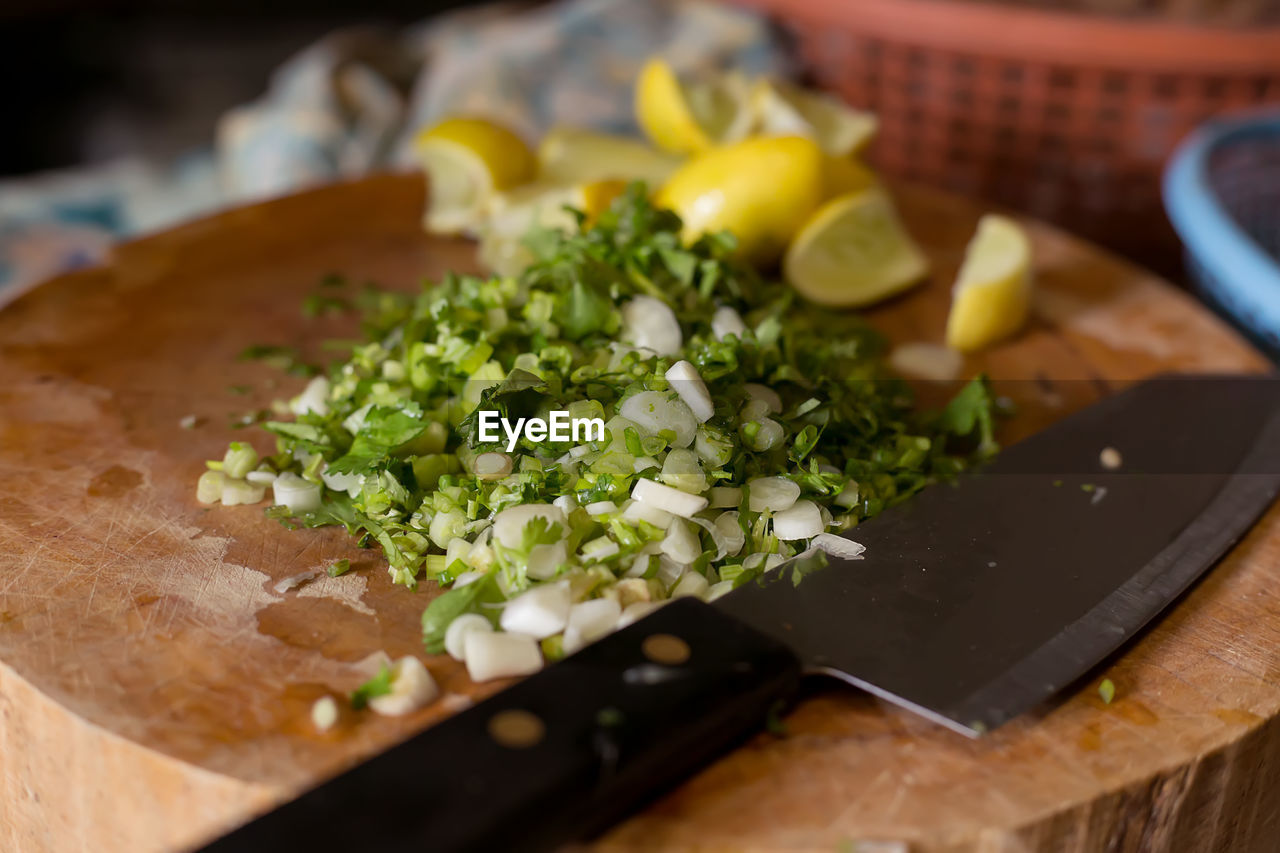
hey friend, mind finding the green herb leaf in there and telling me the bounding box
[421,574,496,654]
[350,664,394,710]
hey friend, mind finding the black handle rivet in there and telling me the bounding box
[641,633,690,665]
[488,709,545,749]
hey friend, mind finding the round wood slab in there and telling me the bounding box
[1,174,1276,852]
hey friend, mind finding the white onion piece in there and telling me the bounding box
[687,515,728,560]
[747,477,800,513]
[342,402,373,434]
[620,391,697,448]
[656,555,687,590]
[708,486,741,509]
[671,572,711,600]
[618,600,665,628]
[562,598,622,654]
[633,456,659,473]
[622,499,674,529]
[311,696,339,732]
[706,580,735,602]
[246,469,277,486]
[745,417,784,451]
[444,613,493,661]
[661,519,702,564]
[741,398,771,422]
[624,552,653,578]
[665,360,714,423]
[713,511,746,556]
[453,570,486,587]
[835,481,860,508]
[474,452,513,480]
[621,296,682,356]
[711,306,747,341]
[368,656,439,716]
[273,569,320,594]
[744,383,783,414]
[632,478,708,518]
[552,494,579,515]
[499,581,570,638]
[492,504,567,550]
[526,541,567,581]
[292,376,330,417]
[272,471,321,513]
[812,533,867,560]
[580,536,620,561]
[773,500,823,540]
[321,467,363,496]
[464,632,543,682]
[222,478,266,507]
[196,470,226,504]
[585,500,618,516]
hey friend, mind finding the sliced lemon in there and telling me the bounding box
[537,126,683,188]
[414,117,536,234]
[478,180,628,276]
[783,187,930,307]
[656,135,826,265]
[753,79,877,158]
[635,58,753,155]
[945,214,1033,352]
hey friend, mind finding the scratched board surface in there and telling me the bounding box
[1,174,1278,853]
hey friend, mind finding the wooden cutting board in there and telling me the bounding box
[1,173,1277,853]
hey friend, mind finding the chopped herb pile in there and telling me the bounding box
[199,185,997,678]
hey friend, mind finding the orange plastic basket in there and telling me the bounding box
[736,0,1280,269]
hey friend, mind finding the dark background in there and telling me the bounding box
[0,0,480,176]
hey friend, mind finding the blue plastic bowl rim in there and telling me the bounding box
[1163,109,1280,333]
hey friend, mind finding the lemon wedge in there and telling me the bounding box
[656,135,826,265]
[537,126,683,187]
[414,117,536,234]
[635,58,753,155]
[478,180,627,276]
[945,214,1033,352]
[753,79,877,157]
[783,187,930,307]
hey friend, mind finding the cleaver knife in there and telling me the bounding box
[201,374,1280,853]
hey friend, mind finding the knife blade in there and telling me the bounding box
[200,374,1280,853]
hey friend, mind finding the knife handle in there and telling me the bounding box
[200,598,800,853]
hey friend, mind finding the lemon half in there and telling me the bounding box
[783,187,930,307]
[414,117,536,234]
[753,80,878,158]
[537,126,683,188]
[635,58,753,155]
[945,214,1033,352]
[656,135,826,265]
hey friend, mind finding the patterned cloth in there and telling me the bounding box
[0,0,788,304]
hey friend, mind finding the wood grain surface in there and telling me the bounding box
[0,173,1276,852]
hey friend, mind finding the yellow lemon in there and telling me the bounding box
[945,214,1033,352]
[478,180,628,276]
[414,117,536,234]
[537,126,683,188]
[753,79,878,157]
[635,58,753,155]
[656,135,826,265]
[783,187,930,307]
